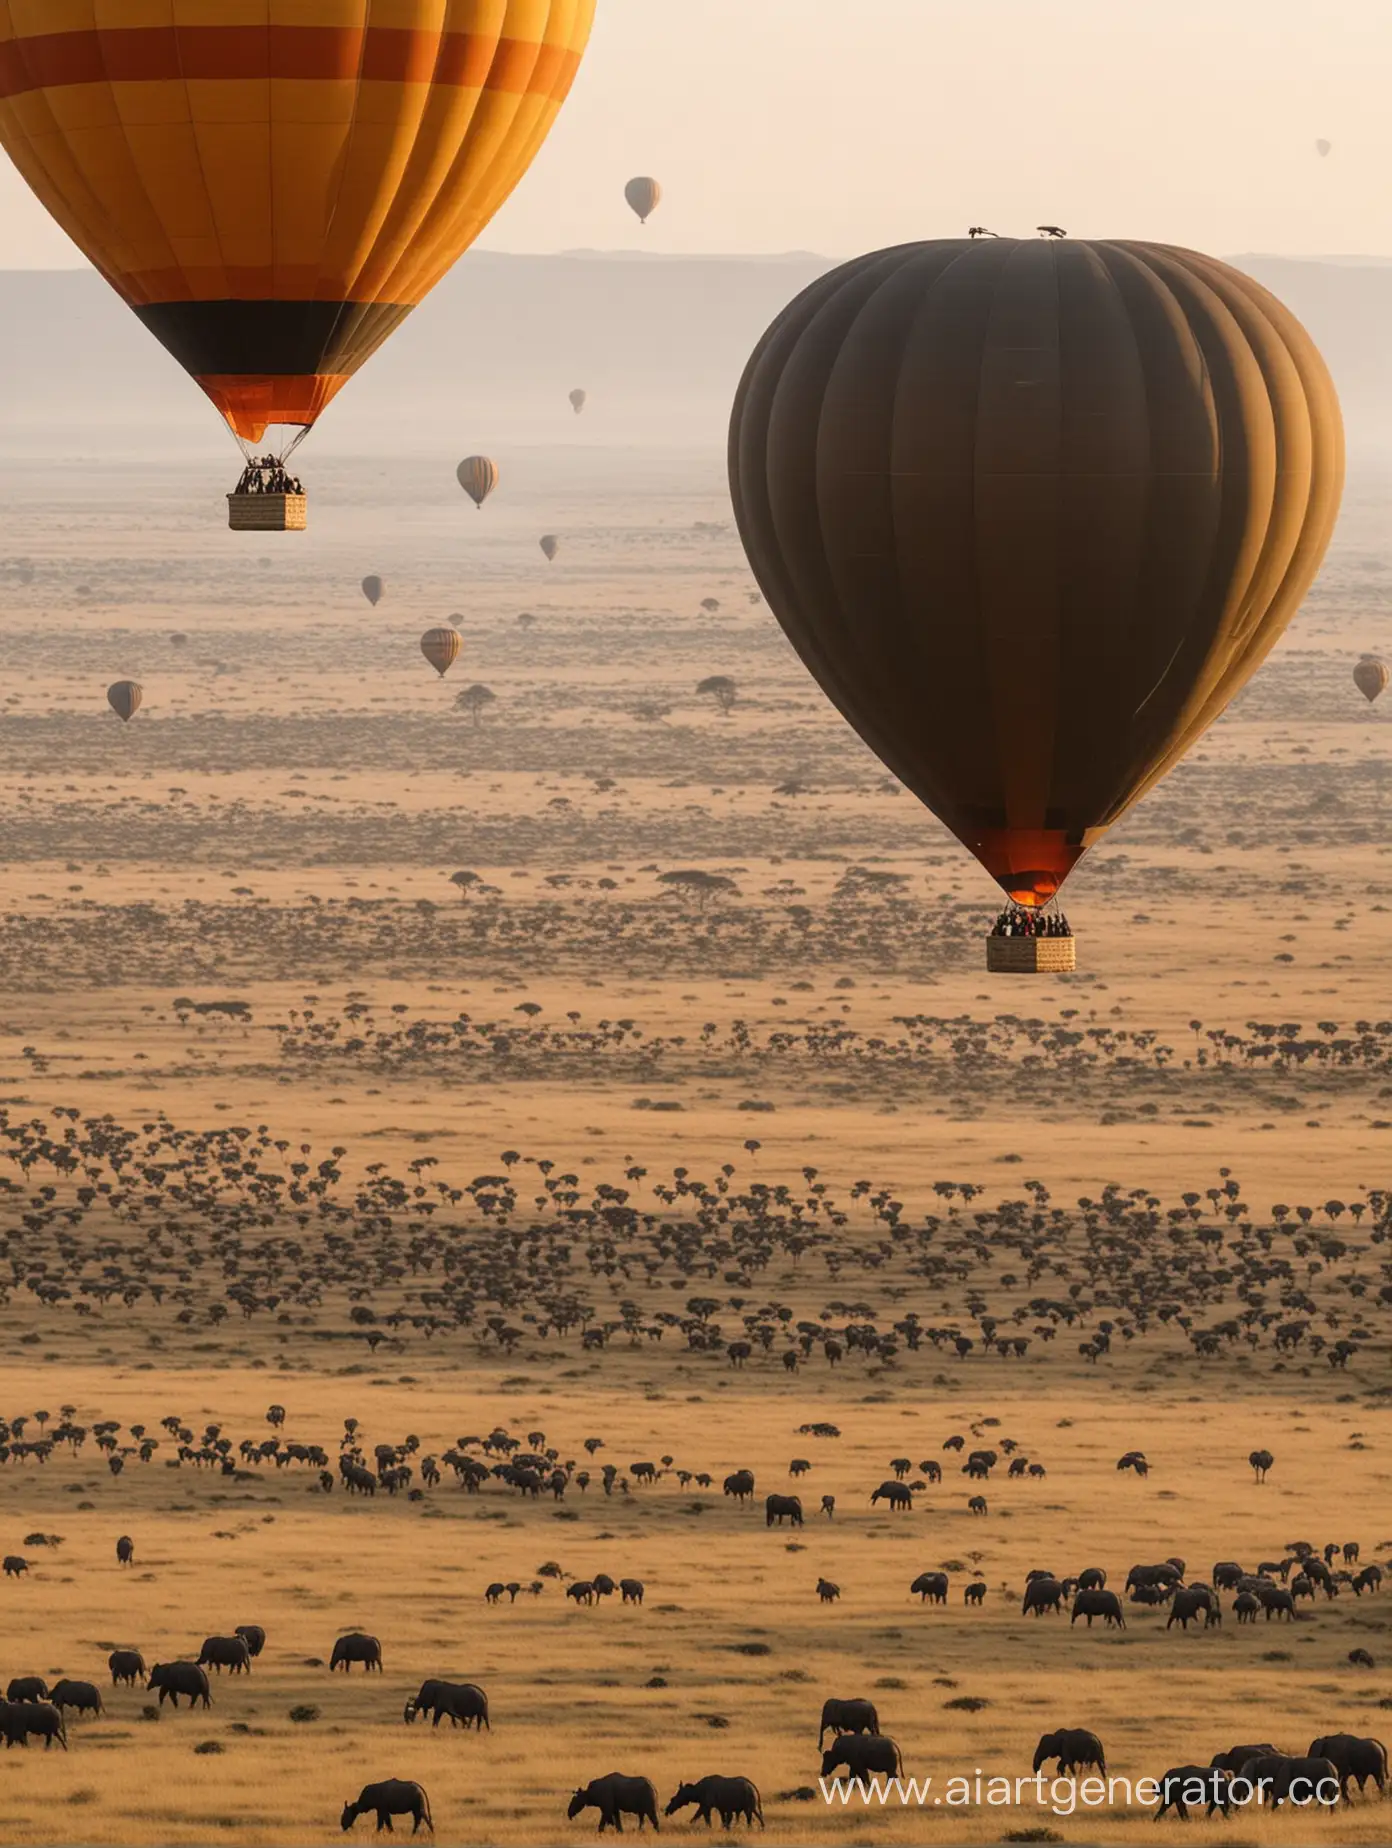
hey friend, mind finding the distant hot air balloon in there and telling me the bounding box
[570,389,588,415]
[169,633,190,648]
[421,628,463,679]
[625,177,662,225]
[108,681,143,723]
[362,576,384,608]
[1316,138,1332,157]
[0,3,596,468]
[457,457,500,510]
[1354,656,1389,703]
[540,535,560,562]
[730,238,1343,926]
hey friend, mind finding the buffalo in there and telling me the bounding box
[1022,1577,1064,1617]
[765,1494,802,1528]
[0,1700,66,1750]
[109,1649,146,1688]
[116,1535,134,1566]
[621,1580,645,1605]
[723,1471,755,1504]
[1167,1588,1217,1631]
[567,1772,660,1833]
[2,1557,28,1578]
[331,1633,383,1672]
[148,1662,212,1709]
[342,1779,433,1834]
[235,1623,266,1659]
[50,1679,103,1718]
[911,1572,948,1604]
[870,1481,912,1512]
[198,1635,252,1675]
[405,1681,489,1731]
[1070,1590,1125,1629]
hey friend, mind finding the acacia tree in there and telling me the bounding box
[696,674,737,716]
[449,870,481,902]
[456,684,497,727]
[657,869,739,910]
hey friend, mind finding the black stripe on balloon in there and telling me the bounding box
[133,300,413,376]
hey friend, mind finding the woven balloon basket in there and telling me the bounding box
[986,936,1077,974]
[227,493,307,532]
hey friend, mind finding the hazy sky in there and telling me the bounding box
[3,0,1390,267]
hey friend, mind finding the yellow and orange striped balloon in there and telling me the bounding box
[0,1,595,442]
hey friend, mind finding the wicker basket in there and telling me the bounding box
[986,935,1077,974]
[227,492,307,532]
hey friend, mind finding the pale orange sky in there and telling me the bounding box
[2,0,1388,267]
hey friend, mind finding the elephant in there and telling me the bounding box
[1070,1590,1125,1629]
[765,1494,802,1528]
[1126,1563,1183,1596]
[0,1700,66,1750]
[5,1677,48,1704]
[1230,1754,1339,1809]
[1153,1766,1231,1820]
[50,1679,103,1718]
[1076,1567,1107,1591]
[1034,1730,1106,1776]
[1167,1588,1217,1631]
[405,1681,489,1731]
[1259,1587,1295,1621]
[820,1734,903,1787]
[567,1772,660,1832]
[109,1649,146,1688]
[870,1481,912,1512]
[148,1662,212,1709]
[818,1697,878,1748]
[621,1580,645,1606]
[331,1633,383,1672]
[665,1776,763,1828]
[116,1535,134,1566]
[1209,1744,1279,1777]
[723,1471,755,1504]
[910,1573,948,1604]
[235,1624,267,1659]
[341,1779,433,1834]
[198,1635,252,1675]
[1022,1577,1064,1617]
[1307,1734,1388,1799]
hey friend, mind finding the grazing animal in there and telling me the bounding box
[870,1481,912,1512]
[484,1583,505,1605]
[1167,1587,1217,1631]
[109,1649,146,1688]
[341,1779,433,1834]
[665,1776,763,1828]
[1232,1592,1260,1624]
[1033,1729,1106,1776]
[820,1735,903,1786]
[1154,1766,1231,1821]
[405,1680,489,1731]
[567,1772,660,1833]
[1347,1648,1375,1668]
[1230,1753,1340,1809]
[147,1662,212,1709]
[820,1496,835,1518]
[567,1582,597,1606]
[2,1556,28,1578]
[723,1471,755,1504]
[765,1493,803,1528]
[50,1679,103,1718]
[198,1634,252,1675]
[967,1495,987,1516]
[818,1697,878,1748]
[1209,1744,1279,1776]
[621,1579,645,1606]
[910,1572,948,1604]
[116,1535,134,1566]
[331,1633,383,1672]
[1259,1586,1295,1621]
[0,1700,67,1750]
[964,1581,987,1607]
[816,1577,840,1604]
[1307,1734,1388,1799]
[1022,1577,1064,1617]
[1070,1590,1125,1629]
[5,1677,48,1703]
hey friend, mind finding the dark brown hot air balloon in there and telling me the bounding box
[361,576,384,607]
[625,177,662,224]
[540,534,560,562]
[457,456,499,509]
[1354,655,1389,703]
[108,681,143,723]
[729,237,1343,915]
[569,389,588,415]
[421,627,463,678]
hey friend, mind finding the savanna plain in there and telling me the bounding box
[0,447,1389,1845]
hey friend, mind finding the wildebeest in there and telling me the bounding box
[818,1697,878,1748]
[50,1679,103,1718]
[2,1556,28,1578]
[870,1481,912,1512]
[198,1634,252,1675]
[665,1775,763,1828]
[723,1470,755,1504]
[148,1663,212,1709]
[567,1772,660,1833]
[0,1700,67,1750]
[235,1623,266,1658]
[820,1734,903,1787]
[1307,1733,1388,1799]
[1034,1729,1105,1775]
[115,1535,134,1566]
[1070,1590,1125,1629]
[1153,1766,1231,1821]
[341,1779,433,1834]
[765,1493,802,1528]
[1022,1577,1064,1617]
[109,1649,146,1688]
[620,1579,645,1605]
[5,1677,48,1703]
[331,1633,383,1672]
[910,1572,948,1604]
[405,1680,489,1731]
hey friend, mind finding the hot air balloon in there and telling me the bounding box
[457,457,500,510]
[108,681,143,723]
[0,2,595,518]
[540,534,560,562]
[730,238,1343,965]
[570,389,588,415]
[421,628,463,679]
[625,177,662,224]
[1354,656,1389,703]
[1316,138,1332,157]
[361,577,384,608]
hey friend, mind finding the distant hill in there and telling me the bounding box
[1,251,1389,456]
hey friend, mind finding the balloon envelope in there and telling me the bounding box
[730,238,1343,905]
[625,176,662,224]
[361,576,384,607]
[1316,138,1332,156]
[1354,656,1389,703]
[108,680,142,723]
[570,389,588,414]
[421,627,463,678]
[540,534,560,561]
[457,457,499,509]
[0,2,596,443]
